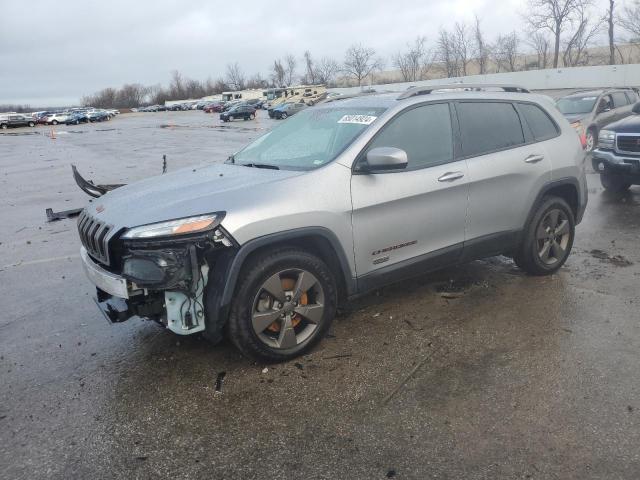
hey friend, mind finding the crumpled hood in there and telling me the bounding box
[85,163,302,228]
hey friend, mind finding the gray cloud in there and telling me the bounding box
[0,0,608,106]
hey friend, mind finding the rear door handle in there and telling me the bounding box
[438,171,465,182]
[525,154,544,164]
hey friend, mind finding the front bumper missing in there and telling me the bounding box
[80,246,208,334]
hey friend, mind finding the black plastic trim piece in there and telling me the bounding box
[525,177,585,226]
[356,242,463,294]
[219,227,356,308]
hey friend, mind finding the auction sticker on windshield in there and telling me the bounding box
[338,115,377,125]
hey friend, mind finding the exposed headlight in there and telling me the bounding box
[122,213,222,239]
[598,129,615,145]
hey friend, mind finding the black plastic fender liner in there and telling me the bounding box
[72,164,124,198]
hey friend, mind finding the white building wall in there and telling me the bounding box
[329,64,640,95]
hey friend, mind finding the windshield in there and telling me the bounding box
[556,96,598,115]
[232,107,385,170]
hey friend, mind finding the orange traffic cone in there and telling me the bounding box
[50,127,56,139]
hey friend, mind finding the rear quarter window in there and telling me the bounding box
[612,92,629,108]
[517,103,559,142]
[457,102,525,157]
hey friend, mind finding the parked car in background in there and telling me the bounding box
[203,102,225,113]
[219,104,256,122]
[222,100,243,112]
[65,111,89,125]
[270,102,307,119]
[0,114,36,129]
[556,89,639,151]
[244,98,264,109]
[592,101,640,192]
[87,110,110,122]
[45,112,70,125]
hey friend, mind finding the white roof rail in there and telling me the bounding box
[397,83,530,100]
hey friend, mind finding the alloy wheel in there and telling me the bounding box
[536,208,570,265]
[251,269,325,350]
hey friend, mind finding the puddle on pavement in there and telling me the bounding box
[0,131,41,136]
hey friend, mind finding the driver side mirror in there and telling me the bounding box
[597,102,611,114]
[361,147,408,172]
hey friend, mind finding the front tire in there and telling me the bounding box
[229,115,234,121]
[249,113,255,120]
[600,173,631,192]
[514,196,575,275]
[28,121,35,127]
[227,247,337,362]
[52,120,58,125]
[585,128,597,152]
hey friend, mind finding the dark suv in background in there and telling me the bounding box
[556,88,639,152]
[592,101,640,192]
[0,114,36,129]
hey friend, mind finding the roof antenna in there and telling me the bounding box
[162,154,167,174]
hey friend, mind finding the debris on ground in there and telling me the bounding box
[322,354,352,360]
[72,164,124,198]
[590,249,633,267]
[215,372,226,394]
[46,207,83,222]
[262,367,269,374]
[440,291,464,299]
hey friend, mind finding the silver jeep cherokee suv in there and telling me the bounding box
[77,84,587,362]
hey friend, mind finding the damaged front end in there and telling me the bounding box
[78,210,236,336]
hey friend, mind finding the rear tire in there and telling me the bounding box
[229,115,234,121]
[1,124,7,129]
[227,247,337,362]
[28,121,35,127]
[52,120,58,125]
[249,113,255,120]
[600,173,631,192]
[514,196,575,275]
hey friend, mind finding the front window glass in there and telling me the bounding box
[556,96,597,115]
[232,107,386,170]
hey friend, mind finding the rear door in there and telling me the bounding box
[351,102,469,278]
[456,100,552,252]
[611,91,633,122]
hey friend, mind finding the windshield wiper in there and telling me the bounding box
[239,162,280,170]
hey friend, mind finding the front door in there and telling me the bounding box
[351,102,469,281]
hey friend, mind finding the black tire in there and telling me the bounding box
[52,120,58,125]
[243,116,248,121]
[229,115,234,121]
[249,113,255,120]
[600,173,631,192]
[585,127,597,152]
[514,196,575,276]
[28,121,35,127]
[227,247,337,362]
[1,124,7,129]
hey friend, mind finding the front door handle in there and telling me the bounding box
[524,154,544,164]
[438,171,465,182]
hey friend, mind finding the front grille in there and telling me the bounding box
[616,135,640,154]
[77,210,113,265]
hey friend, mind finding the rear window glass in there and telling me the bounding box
[518,103,558,141]
[457,102,525,157]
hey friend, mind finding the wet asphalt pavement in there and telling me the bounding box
[1,111,639,479]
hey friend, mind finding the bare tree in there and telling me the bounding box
[618,0,640,39]
[437,28,459,77]
[525,0,590,68]
[473,15,490,74]
[303,51,316,84]
[493,32,520,72]
[315,57,340,85]
[527,31,551,68]
[343,44,384,86]
[562,4,603,66]
[453,22,471,76]
[284,54,297,85]
[271,59,286,86]
[225,62,245,90]
[392,36,432,82]
[607,0,616,64]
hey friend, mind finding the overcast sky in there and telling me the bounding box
[0,0,612,106]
